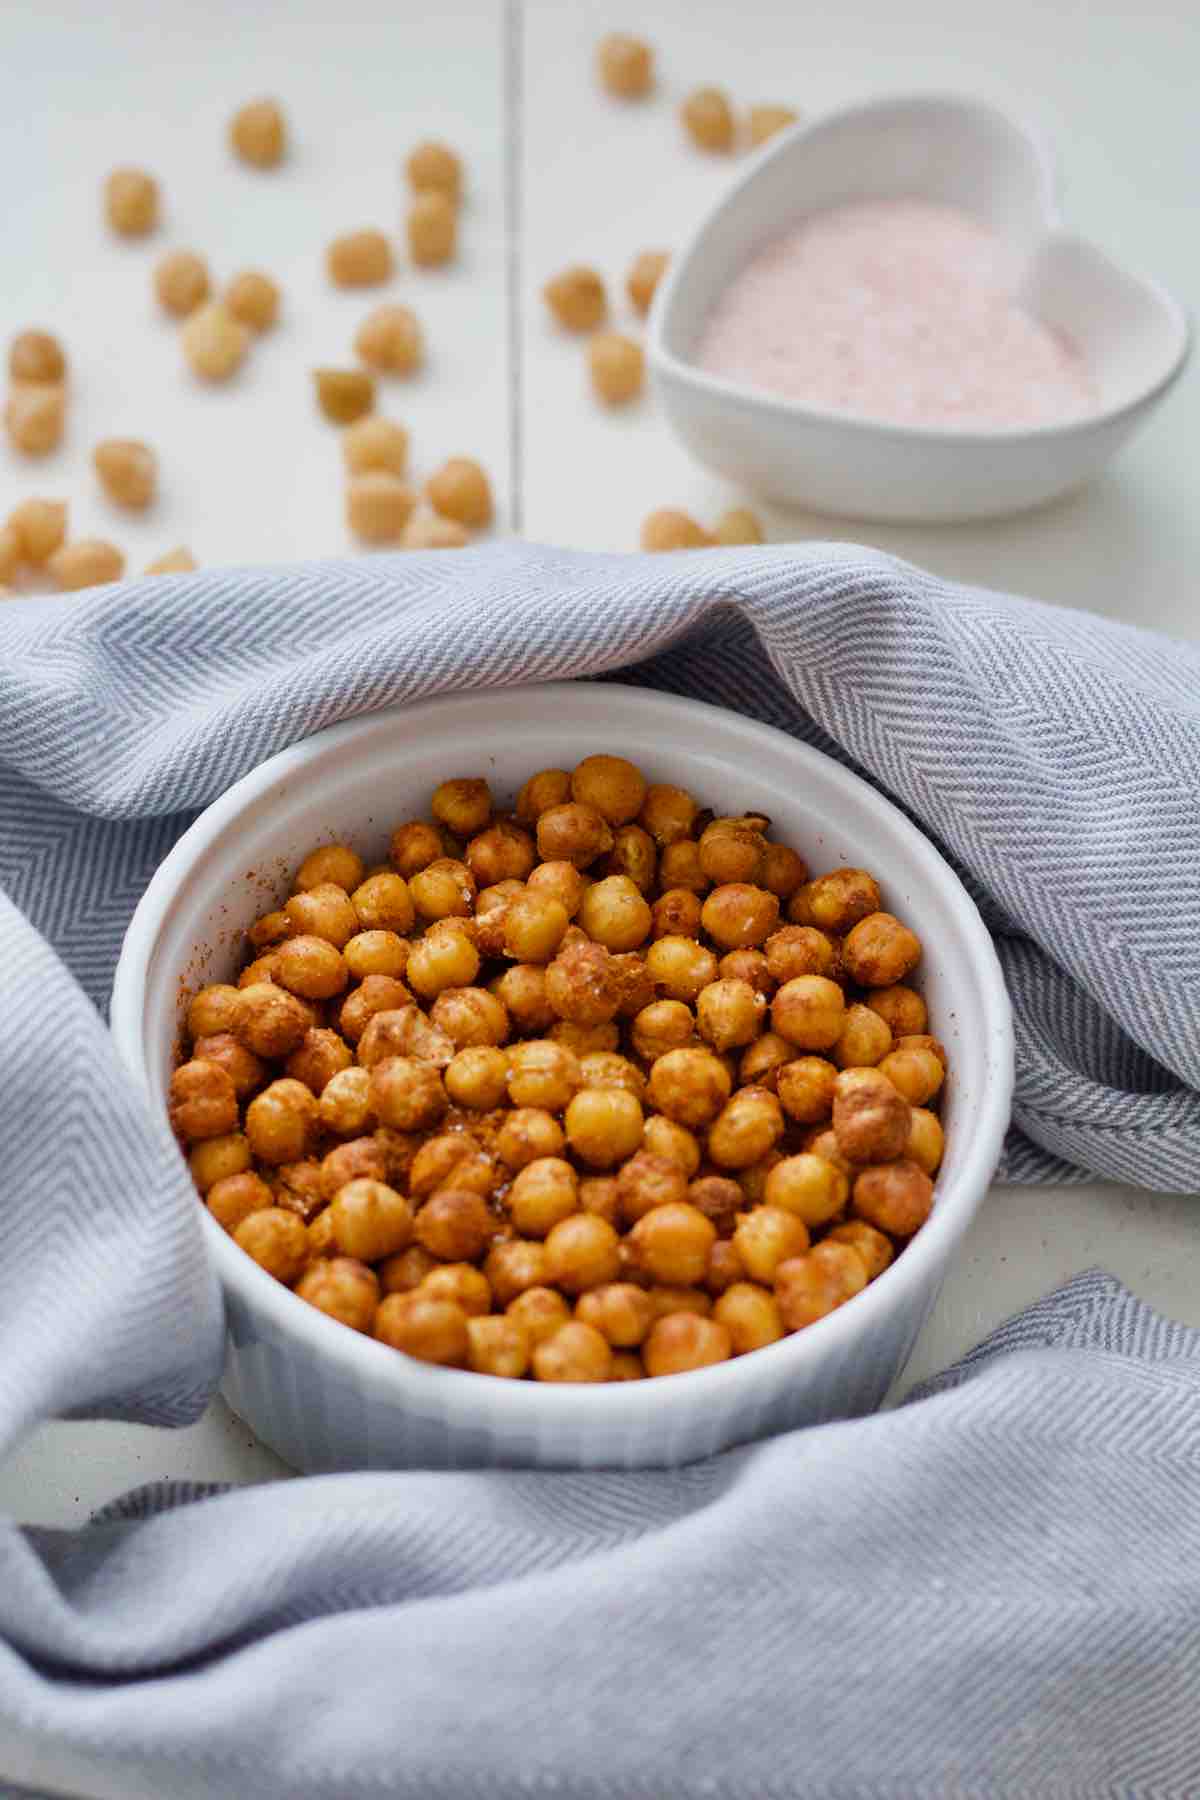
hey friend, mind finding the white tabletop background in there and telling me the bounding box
[0,0,1196,1696]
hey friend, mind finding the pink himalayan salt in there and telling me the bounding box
[698,199,1097,429]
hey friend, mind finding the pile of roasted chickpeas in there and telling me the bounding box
[172,754,946,1383]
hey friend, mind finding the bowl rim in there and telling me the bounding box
[648,88,1193,449]
[111,680,1015,1428]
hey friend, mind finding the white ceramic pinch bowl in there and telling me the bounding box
[111,682,1013,1473]
[649,93,1190,523]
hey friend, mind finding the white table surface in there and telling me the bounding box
[0,0,1196,1582]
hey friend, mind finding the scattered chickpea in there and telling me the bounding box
[589,333,643,406]
[681,87,735,152]
[9,498,67,564]
[93,439,156,510]
[47,539,125,592]
[328,229,394,288]
[640,508,710,552]
[182,304,249,381]
[714,508,764,546]
[354,305,423,376]
[286,882,359,947]
[225,270,280,332]
[9,329,66,385]
[627,250,669,316]
[407,140,462,201]
[543,265,606,332]
[346,473,416,544]
[5,384,65,455]
[408,191,457,266]
[314,367,375,425]
[105,167,159,236]
[145,546,197,575]
[426,457,492,528]
[230,98,287,168]
[154,250,210,317]
[748,105,798,147]
[596,33,654,98]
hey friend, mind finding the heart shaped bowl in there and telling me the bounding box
[649,93,1190,523]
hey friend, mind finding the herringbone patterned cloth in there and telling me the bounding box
[1,543,1199,1797]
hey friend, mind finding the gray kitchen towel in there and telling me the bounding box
[1,541,1199,1796]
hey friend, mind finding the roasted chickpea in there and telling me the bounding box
[283,1027,351,1095]
[409,858,477,922]
[707,1087,784,1170]
[8,496,66,562]
[898,1033,948,1068]
[206,1170,275,1233]
[774,1055,835,1125]
[686,1175,743,1236]
[827,1220,894,1282]
[658,840,708,894]
[596,32,654,97]
[355,304,423,376]
[378,1245,438,1293]
[491,964,554,1033]
[233,1207,308,1284]
[627,248,669,316]
[641,1115,701,1176]
[105,166,159,235]
[314,1065,372,1137]
[339,978,412,1045]
[93,438,156,509]
[832,1003,893,1071]
[294,1257,379,1333]
[533,1320,613,1383]
[514,770,569,823]
[907,1107,945,1176]
[233,983,310,1058]
[187,983,241,1039]
[463,1315,527,1378]
[483,1242,549,1309]
[698,816,767,886]
[536,802,613,869]
[764,925,838,984]
[427,777,489,838]
[700,883,779,951]
[570,754,646,826]
[603,824,656,895]
[284,883,359,949]
[438,1045,504,1112]
[550,1020,620,1057]
[713,1282,784,1353]
[588,331,645,405]
[408,192,458,267]
[463,822,533,888]
[879,1046,944,1106]
[717,948,771,994]
[636,787,695,852]
[696,977,764,1051]
[342,933,411,986]
[503,891,569,963]
[192,1032,265,1101]
[806,868,880,934]
[543,266,606,332]
[272,934,347,1001]
[564,1087,644,1168]
[764,1152,848,1227]
[503,1040,576,1111]
[245,1078,317,1165]
[406,930,481,998]
[771,976,846,1051]
[369,1057,446,1131]
[346,872,413,935]
[385,823,439,880]
[642,935,715,1003]
[545,938,621,1027]
[430,986,509,1050]
[48,539,125,592]
[628,999,691,1062]
[230,96,286,167]
[579,874,652,952]
[291,845,361,894]
[576,1281,653,1346]
[733,1206,810,1283]
[681,86,735,151]
[865,984,928,1037]
[320,1138,387,1202]
[833,1067,911,1164]
[646,1046,730,1129]
[4,381,64,456]
[735,1151,783,1208]
[375,1291,469,1365]
[704,1238,746,1296]
[182,303,249,381]
[544,1214,621,1293]
[328,1177,412,1261]
[627,1201,714,1286]
[168,1058,238,1143]
[407,1136,493,1201]
[307,1209,339,1259]
[644,1285,712,1320]
[496,1107,565,1170]
[760,844,807,900]
[226,269,279,332]
[500,1290,566,1353]
[578,1175,620,1225]
[9,327,66,384]
[841,912,922,987]
[614,1150,687,1226]
[414,1187,495,1261]
[271,1159,327,1223]
[187,1133,254,1203]
[739,1031,791,1090]
[775,1240,867,1330]
[574,1052,642,1102]
[643,1313,731,1376]
[651,890,702,940]
[853,1159,933,1236]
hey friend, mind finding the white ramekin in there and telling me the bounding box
[111,682,1013,1472]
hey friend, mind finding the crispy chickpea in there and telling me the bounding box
[91,439,157,511]
[8,497,66,563]
[898,1033,948,1068]
[154,249,210,317]
[318,1065,376,1137]
[696,977,764,1051]
[464,1314,527,1378]
[707,1087,784,1170]
[245,1078,317,1165]
[718,948,772,994]
[640,789,697,852]
[579,875,652,952]
[233,1207,308,1283]
[414,1187,494,1261]
[285,882,359,948]
[545,1214,621,1294]
[503,892,569,964]
[442,1045,508,1111]
[274,934,348,1001]
[407,930,481,999]
[681,86,734,151]
[467,821,536,888]
[343,930,409,982]
[551,1019,620,1056]
[807,868,882,934]
[832,1003,893,1071]
[426,780,489,842]
[369,1057,446,1131]
[700,816,767,885]
[879,1046,945,1107]
[833,1067,911,1164]
[496,1107,565,1170]
[700,883,779,951]
[714,508,765,547]
[409,1135,496,1200]
[230,97,286,168]
[536,803,613,870]
[271,1160,326,1222]
[733,1206,810,1283]
[764,925,838,983]
[330,1177,412,1261]
[346,472,416,544]
[341,416,408,479]
[409,857,477,922]
[646,1046,730,1129]
[226,270,279,332]
[295,1257,379,1333]
[739,1031,791,1090]
[426,454,491,523]
[327,228,393,288]
[643,1285,711,1321]
[340,979,413,1045]
[9,328,66,385]
[764,1152,848,1227]
[775,1241,867,1331]
[853,1159,934,1237]
[321,1138,388,1201]
[294,844,363,894]
[315,368,375,425]
[645,936,716,1004]
[736,1151,782,1208]
[577,1051,645,1102]
[169,1059,238,1142]
[705,1238,746,1296]
[355,304,423,376]
[189,1132,251,1193]
[379,1244,438,1293]
[644,1313,731,1376]
[757,845,806,901]
[616,1150,687,1225]
[771,975,846,1051]
[627,249,669,316]
[408,191,457,265]
[286,1027,353,1094]
[5,385,65,456]
[307,1209,339,1259]
[576,1281,653,1346]
[545,939,621,1026]
[105,166,158,235]
[640,508,711,552]
[430,986,509,1050]
[564,1087,643,1168]
[493,964,555,1033]
[596,32,654,97]
[601,825,658,892]
[686,1175,742,1235]
[776,1055,837,1125]
[48,540,125,592]
[543,265,606,333]
[907,1107,945,1176]
[827,1220,894,1282]
[651,890,702,940]
[866,985,928,1037]
[145,546,196,575]
[375,1291,469,1365]
[588,333,644,405]
[233,982,309,1058]
[485,1241,550,1309]
[387,821,441,879]
[532,1319,613,1383]
[505,1040,578,1112]
[659,841,708,893]
[238,953,280,989]
[579,1175,620,1224]
[606,953,652,1020]
[842,912,922,988]
[193,1032,264,1100]
[206,1170,274,1233]
[182,304,249,381]
[629,1202,715,1286]
[713,1282,784,1353]
[642,1115,701,1176]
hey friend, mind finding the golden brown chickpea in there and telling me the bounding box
[409,1135,496,1201]
[833,1067,911,1165]
[409,858,477,922]
[897,1033,948,1067]
[627,248,669,316]
[466,821,535,888]
[430,986,509,1050]
[616,1150,687,1226]
[369,1057,446,1131]
[739,1032,791,1091]
[907,1107,945,1176]
[343,930,409,982]
[465,1314,528,1378]
[842,913,922,988]
[5,385,64,456]
[233,1207,308,1283]
[496,1107,565,1170]
[424,454,491,527]
[182,303,249,381]
[733,1206,811,1284]
[348,872,414,936]
[832,1003,893,1071]
[827,1220,894,1282]
[604,822,656,893]
[503,892,569,964]
[294,843,363,892]
[545,938,621,1027]
[712,507,765,547]
[285,883,359,949]
[295,1257,379,1333]
[8,496,66,563]
[775,1240,867,1330]
[641,507,714,551]
[686,1174,743,1236]
[408,190,457,265]
[306,1209,339,1259]
[378,1244,437,1293]
[9,328,66,385]
[355,304,423,376]
[330,1177,412,1261]
[237,953,280,989]
[105,166,158,235]
[712,1282,784,1353]
[681,87,735,151]
[651,890,702,940]
[405,139,461,200]
[700,883,780,951]
[638,785,696,848]
[853,1159,934,1237]
[284,1027,351,1095]
[629,1202,716,1286]
[501,1290,566,1354]
[698,816,767,886]
[504,1040,578,1112]
[483,1243,548,1310]
[315,368,375,425]
[406,931,481,1000]
[512,773,566,826]
[535,803,612,870]
[341,416,408,480]
[190,1130,252,1194]
[807,868,882,934]
[549,1019,620,1057]
[696,977,765,1051]
[764,925,838,983]
[645,936,717,1004]
[577,1051,644,1101]
[92,438,155,510]
[492,964,555,1033]
[327,228,393,288]
[646,1046,731,1129]
[48,540,125,592]
[758,844,806,900]
[230,97,286,167]
[320,1136,387,1202]
[247,909,292,951]
[771,975,846,1051]
[775,1055,837,1125]
[387,821,442,879]
[735,1151,783,1209]
[414,1187,494,1261]
[718,948,772,994]
[640,1284,709,1320]
[579,1175,621,1225]
[206,1170,274,1233]
[879,1046,944,1106]
[225,269,279,332]
[144,544,195,578]
[317,1065,374,1137]
[705,1238,746,1296]
[588,333,644,406]
[596,31,654,97]
[271,1160,327,1223]
[607,953,653,1020]
[192,1031,264,1101]
[564,1088,644,1168]
[542,265,607,333]
[644,1313,731,1376]
[375,1291,469,1365]
[545,1214,621,1294]
[274,934,349,1002]
[707,1087,785,1170]
[533,1320,613,1382]
[168,1058,238,1142]
[232,983,308,1058]
[442,1045,508,1111]
[245,1078,317,1165]
[576,1281,653,1347]
[658,840,708,894]
[764,1152,848,1227]
[568,755,645,829]
[579,874,652,952]
[628,1000,692,1063]
[641,1115,701,1176]
[340,978,412,1046]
